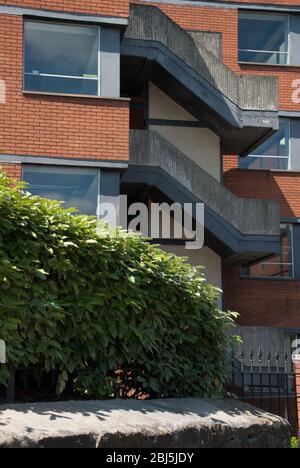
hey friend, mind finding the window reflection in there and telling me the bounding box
[23,166,99,216]
[239,120,290,171]
[238,13,289,65]
[24,21,100,95]
[242,224,294,278]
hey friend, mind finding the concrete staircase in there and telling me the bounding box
[124,4,278,112]
[129,130,279,237]
[123,130,280,264]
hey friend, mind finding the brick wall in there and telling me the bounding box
[0,14,129,161]
[224,168,300,218]
[224,266,300,328]
[223,162,300,329]
[0,0,129,17]
[0,163,21,180]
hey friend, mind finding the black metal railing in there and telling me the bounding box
[0,365,59,404]
[0,364,150,403]
[225,351,298,436]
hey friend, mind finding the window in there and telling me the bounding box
[239,120,290,170]
[238,12,289,65]
[23,166,100,216]
[242,224,294,278]
[24,21,100,96]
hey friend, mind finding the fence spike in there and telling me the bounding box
[225,351,298,435]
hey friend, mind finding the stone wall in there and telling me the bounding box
[0,398,291,448]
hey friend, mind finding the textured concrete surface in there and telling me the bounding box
[0,398,290,448]
[130,130,280,237]
[125,4,278,111]
[188,30,222,60]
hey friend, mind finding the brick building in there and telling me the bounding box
[0,0,299,356]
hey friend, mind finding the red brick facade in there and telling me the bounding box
[0,0,129,17]
[0,163,22,180]
[225,168,300,218]
[224,266,300,327]
[0,14,129,162]
[223,173,299,324]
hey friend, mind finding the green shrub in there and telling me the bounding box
[291,437,299,449]
[0,172,237,399]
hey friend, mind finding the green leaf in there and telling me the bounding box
[34,269,49,280]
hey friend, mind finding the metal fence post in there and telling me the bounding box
[292,353,300,440]
[0,340,6,364]
[6,363,15,403]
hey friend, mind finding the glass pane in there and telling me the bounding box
[255,120,289,158]
[239,156,289,171]
[246,261,291,278]
[238,13,288,64]
[281,224,293,265]
[290,120,300,171]
[24,21,99,95]
[239,120,290,170]
[242,224,293,278]
[23,166,99,216]
[24,75,98,96]
[238,50,287,65]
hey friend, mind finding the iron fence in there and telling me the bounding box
[0,365,60,404]
[0,364,149,403]
[225,350,298,436]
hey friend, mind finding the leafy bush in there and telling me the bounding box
[291,437,299,449]
[0,172,237,399]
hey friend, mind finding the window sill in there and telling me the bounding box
[23,90,131,102]
[237,167,300,174]
[238,61,300,69]
[240,275,296,281]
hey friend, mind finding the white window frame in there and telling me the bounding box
[242,223,294,279]
[238,12,290,65]
[23,20,101,97]
[240,119,291,171]
[22,165,102,218]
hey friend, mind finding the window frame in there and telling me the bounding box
[239,119,291,171]
[23,20,102,97]
[238,11,290,66]
[22,165,102,218]
[241,223,295,280]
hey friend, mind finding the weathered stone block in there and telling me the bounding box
[0,398,290,448]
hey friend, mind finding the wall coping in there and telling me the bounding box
[138,0,300,14]
[0,398,291,448]
[0,4,128,26]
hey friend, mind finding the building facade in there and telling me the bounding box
[0,0,299,356]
